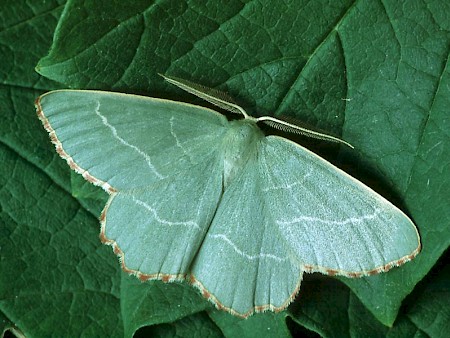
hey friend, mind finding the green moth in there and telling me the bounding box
[36,75,420,318]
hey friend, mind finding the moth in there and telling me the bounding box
[36,75,420,317]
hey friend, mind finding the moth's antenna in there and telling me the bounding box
[161,74,353,148]
[257,115,354,149]
[160,74,249,118]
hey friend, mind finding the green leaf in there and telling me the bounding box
[209,311,291,338]
[138,312,223,337]
[337,0,450,325]
[120,273,213,336]
[2,0,449,336]
[0,142,123,336]
[0,0,65,89]
[406,255,450,338]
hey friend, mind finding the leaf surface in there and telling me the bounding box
[1,0,449,336]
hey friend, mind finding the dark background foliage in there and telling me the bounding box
[1,0,449,337]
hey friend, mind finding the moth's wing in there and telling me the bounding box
[259,136,420,276]
[191,135,420,317]
[36,90,228,191]
[190,149,304,317]
[37,90,228,277]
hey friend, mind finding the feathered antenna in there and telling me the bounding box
[162,74,353,149]
[160,74,249,118]
[257,115,354,149]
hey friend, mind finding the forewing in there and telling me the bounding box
[36,90,228,191]
[260,136,421,276]
[191,152,303,317]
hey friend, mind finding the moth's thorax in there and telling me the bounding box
[222,120,264,187]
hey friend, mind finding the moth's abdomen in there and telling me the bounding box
[222,120,264,187]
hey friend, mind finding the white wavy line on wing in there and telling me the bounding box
[209,234,287,262]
